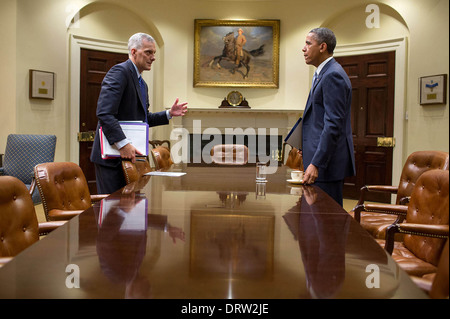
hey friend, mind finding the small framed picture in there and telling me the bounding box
[29,69,55,100]
[419,74,447,105]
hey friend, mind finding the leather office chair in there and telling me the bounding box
[376,169,449,277]
[0,134,57,204]
[210,144,249,165]
[151,146,173,170]
[281,142,304,170]
[34,162,108,221]
[351,150,449,239]
[149,139,171,150]
[122,157,152,184]
[411,239,449,299]
[0,176,65,267]
[149,140,173,170]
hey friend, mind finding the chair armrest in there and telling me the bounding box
[38,221,68,236]
[399,196,411,205]
[365,185,399,194]
[353,203,407,223]
[363,203,408,215]
[47,209,84,221]
[398,224,449,238]
[29,176,36,196]
[385,224,449,255]
[353,185,399,213]
[91,194,109,202]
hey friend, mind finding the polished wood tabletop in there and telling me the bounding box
[0,165,427,300]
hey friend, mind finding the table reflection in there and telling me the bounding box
[94,188,185,298]
[283,186,351,299]
[190,210,274,280]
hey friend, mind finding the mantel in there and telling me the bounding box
[171,107,302,137]
[175,107,302,115]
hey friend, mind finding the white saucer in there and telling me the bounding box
[287,179,304,185]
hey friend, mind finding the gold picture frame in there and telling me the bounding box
[29,69,55,100]
[194,19,280,88]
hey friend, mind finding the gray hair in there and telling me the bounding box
[309,28,336,54]
[128,33,155,53]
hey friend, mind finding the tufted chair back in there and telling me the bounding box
[122,158,152,184]
[210,144,249,165]
[151,146,174,170]
[396,151,449,204]
[149,139,171,149]
[404,169,449,266]
[281,142,303,170]
[0,176,39,258]
[34,162,92,221]
[285,148,303,170]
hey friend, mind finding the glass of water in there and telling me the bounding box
[256,162,267,182]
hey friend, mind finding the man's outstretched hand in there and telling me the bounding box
[169,98,188,117]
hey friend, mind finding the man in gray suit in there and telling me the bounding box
[300,28,355,206]
[90,33,187,194]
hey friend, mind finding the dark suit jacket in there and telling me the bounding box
[301,58,356,182]
[90,59,169,168]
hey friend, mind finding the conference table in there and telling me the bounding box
[0,164,428,300]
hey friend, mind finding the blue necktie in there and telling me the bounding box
[139,76,147,105]
[139,76,148,123]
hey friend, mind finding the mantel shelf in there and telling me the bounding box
[168,107,302,115]
[172,107,302,136]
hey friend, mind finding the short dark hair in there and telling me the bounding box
[309,28,336,54]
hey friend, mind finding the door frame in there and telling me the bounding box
[334,37,407,203]
[69,34,128,164]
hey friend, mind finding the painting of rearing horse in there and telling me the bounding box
[208,31,265,79]
[194,20,280,88]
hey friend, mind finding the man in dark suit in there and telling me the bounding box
[90,33,188,194]
[300,28,355,206]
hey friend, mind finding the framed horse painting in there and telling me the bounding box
[194,19,280,88]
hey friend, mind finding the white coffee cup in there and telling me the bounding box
[291,170,303,181]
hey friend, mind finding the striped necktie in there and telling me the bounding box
[311,71,318,89]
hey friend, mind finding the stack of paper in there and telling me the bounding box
[100,122,149,159]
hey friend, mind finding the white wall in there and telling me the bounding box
[0,0,448,165]
[0,0,17,145]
